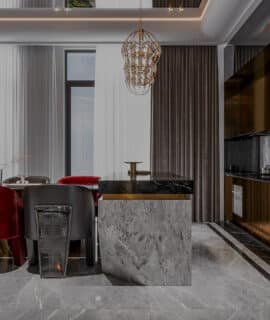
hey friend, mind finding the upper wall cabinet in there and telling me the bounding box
[225,45,270,139]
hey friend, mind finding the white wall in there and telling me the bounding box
[96,0,152,8]
[94,44,151,178]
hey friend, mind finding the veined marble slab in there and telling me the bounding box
[98,200,192,285]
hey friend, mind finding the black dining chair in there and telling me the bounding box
[3,176,21,184]
[23,185,95,278]
[4,176,50,184]
[26,176,50,184]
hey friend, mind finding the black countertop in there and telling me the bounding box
[99,173,194,194]
[225,172,270,183]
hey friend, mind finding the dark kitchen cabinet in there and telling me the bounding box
[226,176,270,245]
[225,45,270,139]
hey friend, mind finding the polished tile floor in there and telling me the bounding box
[0,224,269,320]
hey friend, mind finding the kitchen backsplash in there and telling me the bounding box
[225,134,270,174]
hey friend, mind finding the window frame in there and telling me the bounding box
[65,50,96,175]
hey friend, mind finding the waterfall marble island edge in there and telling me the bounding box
[98,175,193,286]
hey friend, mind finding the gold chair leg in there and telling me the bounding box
[0,240,11,273]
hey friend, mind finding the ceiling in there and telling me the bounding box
[231,0,270,45]
[0,0,264,44]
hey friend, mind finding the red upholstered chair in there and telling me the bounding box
[0,186,26,267]
[57,176,101,205]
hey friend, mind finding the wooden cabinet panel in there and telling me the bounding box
[224,176,233,221]
[225,45,270,139]
[231,178,270,245]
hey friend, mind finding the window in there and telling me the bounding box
[65,51,96,176]
[65,0,95,8]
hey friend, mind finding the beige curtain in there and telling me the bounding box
[151,46,220,222]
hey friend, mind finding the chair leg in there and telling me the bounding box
[8,237,26,266]
[26,239,39,266]
[86,238,95,266]
[0,240,10,272]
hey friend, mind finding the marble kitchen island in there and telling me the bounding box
[98,174,194,286]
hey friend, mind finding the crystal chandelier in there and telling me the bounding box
[121,3,161,95]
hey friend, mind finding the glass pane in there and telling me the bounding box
[71,87,95,175]
[66,0,95,7]
[67,52,95,81]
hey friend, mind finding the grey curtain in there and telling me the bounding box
[153,0,201,8]
[151,46,220,222]
[234,46,264,73]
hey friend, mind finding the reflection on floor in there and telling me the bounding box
[0,224,269,320]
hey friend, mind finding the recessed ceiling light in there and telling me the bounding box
[168,7,184,13]
[53,7,61,12]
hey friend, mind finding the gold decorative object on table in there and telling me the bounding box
[121,0,161,95]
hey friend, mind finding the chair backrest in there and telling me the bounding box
[0,186,20,239]
[57,176,100,185]
[4,176,50,184]
[3,176,21,184]
[23,185,95,241]
[26,176,50,184]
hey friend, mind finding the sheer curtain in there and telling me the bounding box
[0,46,21,179]
[0,0,21,7]
[0,45,65,182]
[0,0,58,8]
[19,46,65,181]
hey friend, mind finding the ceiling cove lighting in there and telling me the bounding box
[121,1,161,95]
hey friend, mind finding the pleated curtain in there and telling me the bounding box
[0,46,21,179]
[0,0,58,8]
[153,0,201,8]
[19,47,65,181]
[151,46,220,222]
[0,46,65,182]
[234,46,264,73]
[21,0,54,6]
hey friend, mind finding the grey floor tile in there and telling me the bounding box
[0,224,269,320]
